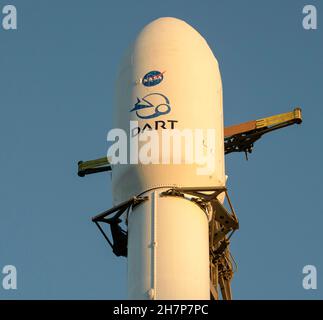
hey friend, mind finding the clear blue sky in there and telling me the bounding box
[0,0,322,299]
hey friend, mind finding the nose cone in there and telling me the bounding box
[112,17,224,204]
[136,16,205,42]
[133,17,215,64]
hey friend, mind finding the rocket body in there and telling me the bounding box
[111,17,225,299]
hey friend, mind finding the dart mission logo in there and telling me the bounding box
[130,93,171,119]
[142,70,165,87]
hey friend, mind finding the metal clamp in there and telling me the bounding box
[92,196,148,257]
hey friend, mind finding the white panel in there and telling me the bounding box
[127,190,210,300]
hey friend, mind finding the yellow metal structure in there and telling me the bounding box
[224,107,302,156]
[78,157,111,177]
[255,107,302,129]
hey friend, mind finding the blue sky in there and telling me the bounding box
[0,0,322,299]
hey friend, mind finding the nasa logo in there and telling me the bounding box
[130,93,171,119]
[142,70,164,87]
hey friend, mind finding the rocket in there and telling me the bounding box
[78,17,302,300]
[113,17,224,300]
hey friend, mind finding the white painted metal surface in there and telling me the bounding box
[127,189,210,299]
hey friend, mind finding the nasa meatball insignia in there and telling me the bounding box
[142,70,165,87]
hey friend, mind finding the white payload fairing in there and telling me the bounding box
[78,16,302,300]
[112,17,225,202]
